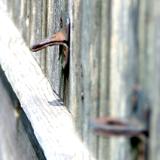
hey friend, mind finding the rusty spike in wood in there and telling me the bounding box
[90,117,148,137]
[30,16,70,68]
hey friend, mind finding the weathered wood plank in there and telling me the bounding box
[0,68,38,160]
[109,0,138,159]
[149,0,160,159]
[12,0,21,28]
[69,0,83,136]
[19,0,29,42]
[40,0,47,74]
[30,0,43,65]
[98,0,111,159]
[0,6,92,160]
[80,0,101,159]
[138,0,148,87]
[45,0,69,103]
[46,0,62,94]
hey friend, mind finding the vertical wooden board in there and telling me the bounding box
[18,0,31,47]
[138,6,154,159]
[5,0,31,46]
[143,0,155,97]
[46,0,62,95]
[138,0,154,92]
[16,0,32,46]
[130,0,139,83]
[80,0,101,159]
[70,0,84,136]
[30,0,43,65]
[149,0,160,159]
[138,0,148,87]
[6,0,47,91]
[40,0,47,73]
[12,0,21,28]
[138,2,155,158]
[19,0,27,39]
[81,2,92,151]
[99,0,111,117]
[98,0,111,159]
[109,0,138,159]
[30,0,47,74]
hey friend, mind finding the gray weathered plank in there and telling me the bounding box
[80,0,101,159]
[30,0,43,65]
[98,0,111,159]
[46,0,62,94]
[109,0,138,159]
[0,68,38,160]
[69,0,83,136]
[149,0,160,159]
[0,7,92,160]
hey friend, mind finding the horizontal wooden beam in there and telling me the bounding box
[0,3,92,160]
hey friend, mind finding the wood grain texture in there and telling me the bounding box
[2,0,158,159]
[98,0,111,159]
[138,0,148,87]
[0,7,92,160]
[109,0,138,159]
[80,0,102,159]
[19,0,29,43]
[30,0,43,65]
[149,0,160,159]
[46,0,62,95]
[69,0,83,137]
[0,68,38,160]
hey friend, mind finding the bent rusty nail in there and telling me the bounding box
[30,31,68,52]
[30,17,70,68]
[90,117,148,137]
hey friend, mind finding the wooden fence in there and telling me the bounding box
[0,0,160,160]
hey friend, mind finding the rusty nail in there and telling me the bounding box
[30,16,70,68]
[90,117,148,137]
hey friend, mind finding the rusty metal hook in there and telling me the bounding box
[90,117,148,137]
[30,16,70,68]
